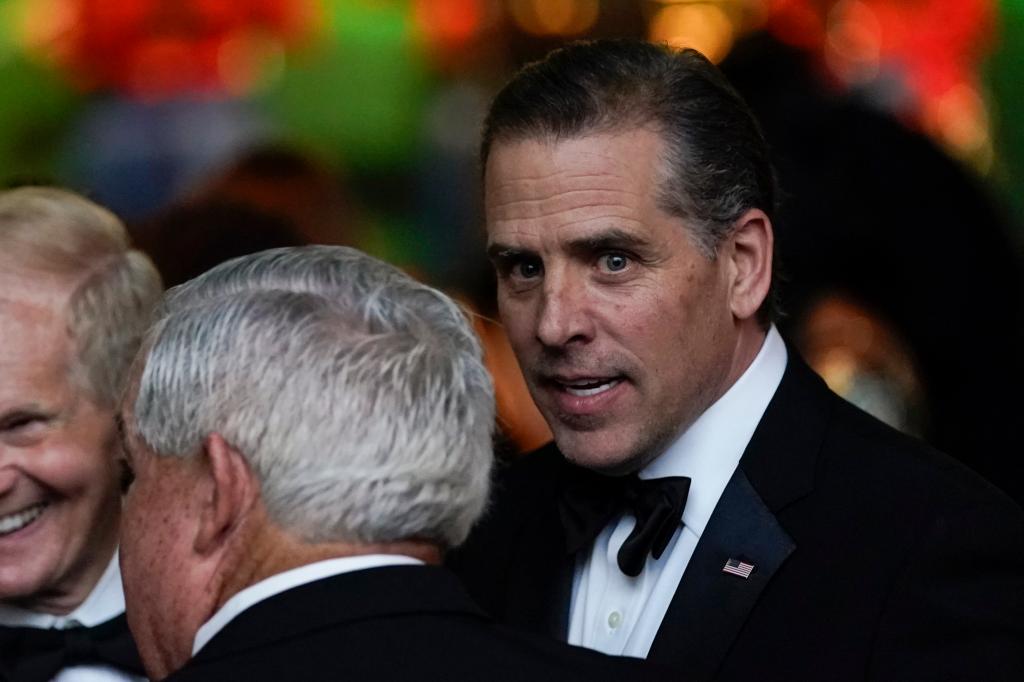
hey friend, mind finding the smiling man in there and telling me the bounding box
[449,40,1024,680]
[0,187,161,681]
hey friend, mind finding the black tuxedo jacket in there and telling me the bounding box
[165,564,672,681]
[449,356,1024,680]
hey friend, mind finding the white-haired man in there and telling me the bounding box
[116,246,671,681]
[0,187,161,681]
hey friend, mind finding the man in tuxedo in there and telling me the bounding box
[116,246,671,681]
[0,187,160,681]
[448,40,1024,680]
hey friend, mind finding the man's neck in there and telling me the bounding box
[216,524,441,614]
[724,323,769,397]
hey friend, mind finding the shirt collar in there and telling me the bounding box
[0,547,126,628]
[639,325,788,538]
[192,554,424,655]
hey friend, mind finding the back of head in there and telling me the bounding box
[482,39,779,322]
[0,186,163,407]
[132,246,494,549]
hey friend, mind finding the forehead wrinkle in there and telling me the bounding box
[488,168,628,189]
[490,205,645,230]
[488,191,644,224]
[487,169,636,204]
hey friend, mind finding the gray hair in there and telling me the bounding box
[0,186,163,407]
[131,246,494,549]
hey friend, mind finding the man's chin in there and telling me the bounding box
[554,429,648,476]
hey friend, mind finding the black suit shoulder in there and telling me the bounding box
[790,385,1023,549]
[729,368,1024,680]
[166,565,671,682]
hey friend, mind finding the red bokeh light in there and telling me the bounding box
[31,0,317,99]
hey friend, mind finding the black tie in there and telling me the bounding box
[559,471,691,577]
[0,615,144,682]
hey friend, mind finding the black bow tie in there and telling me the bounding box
[559,470,691,577]
[0,614,144,682]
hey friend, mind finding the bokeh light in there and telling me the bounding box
[413,0,486,48]
[648,2,735,63]
[509,0,600,37]
[824,0,882,84]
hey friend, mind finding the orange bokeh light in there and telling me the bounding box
[648,3,735,64]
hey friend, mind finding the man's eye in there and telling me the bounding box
[598,253,630,273]
[0,414,47,434]
[512,259,543,280]
[0,414,50,447]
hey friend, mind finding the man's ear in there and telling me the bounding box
[725,208,773,321]
[194,433,257,555]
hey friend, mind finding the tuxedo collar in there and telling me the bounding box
[193,555,424,655]
[645,353,830,677]
[186,565,488,667]
[739,351,830,512]
[641,325,787,538]
[511,349,832,678]
[531,345,827,542]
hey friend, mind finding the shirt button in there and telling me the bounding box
[607,611,622,629]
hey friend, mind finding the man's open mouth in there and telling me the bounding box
[0,502,48,537]
[556,377,622,397]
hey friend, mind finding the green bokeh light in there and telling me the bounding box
[265,0,432,170]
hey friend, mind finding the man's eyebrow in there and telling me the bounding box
[565,228,651,255]
[486,243,534,262]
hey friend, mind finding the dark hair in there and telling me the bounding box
[481,40,780,324]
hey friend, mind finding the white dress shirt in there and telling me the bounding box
[567,326,788,657]
[0,549,145,682]
[192,554,424,655]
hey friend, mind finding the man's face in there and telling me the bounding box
[485,128,743,473]
[0,286,121,613]
[118,385,213,678]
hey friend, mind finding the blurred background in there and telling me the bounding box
[1,0,1022,501]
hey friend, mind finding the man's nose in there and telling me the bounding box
[536,275,593,348]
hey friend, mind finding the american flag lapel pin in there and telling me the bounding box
[722,557,755,579]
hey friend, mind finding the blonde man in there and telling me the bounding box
[0,187,162,681]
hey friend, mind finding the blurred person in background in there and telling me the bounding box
[721,31,1024,506]
[0,187,161,681]
[134,200,306,288]
[188,145,355,247]
[117,246,671,682]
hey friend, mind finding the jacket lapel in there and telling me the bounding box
[646,469,794,677]
[647,355,830,678]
